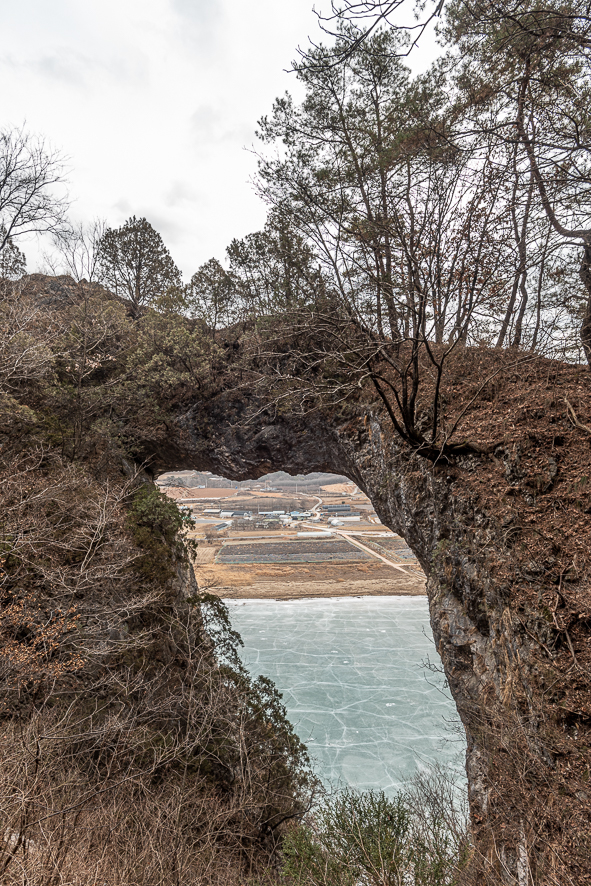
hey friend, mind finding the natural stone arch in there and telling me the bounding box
[13,272,588,881]
[133,362,591,885]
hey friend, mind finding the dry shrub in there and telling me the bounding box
[0,592,317,885]
[277,765,469,886]
[0,717,249,886]
[0,434,316,883]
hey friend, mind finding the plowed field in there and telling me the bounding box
[216,539,370,564]
[358,537,415,558]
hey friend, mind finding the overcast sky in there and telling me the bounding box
[1,1,437,278]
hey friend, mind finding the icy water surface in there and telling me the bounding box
[226,596,465,794]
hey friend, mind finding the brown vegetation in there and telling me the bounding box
[0,275,317,884]
[427,350,591,882]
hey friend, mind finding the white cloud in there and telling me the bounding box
[1,0,437,278]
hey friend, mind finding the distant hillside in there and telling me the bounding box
[157,470,350,489]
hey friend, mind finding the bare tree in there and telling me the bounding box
[250,28,522,458]
[0,126,67,254]
[47,218,107,283]
[299,0,445,66]
[436,0,591,361]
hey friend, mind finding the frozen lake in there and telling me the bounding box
[226,596,465,794]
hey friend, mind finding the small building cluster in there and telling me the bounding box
[167,485,377,533]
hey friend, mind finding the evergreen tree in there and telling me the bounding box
[186,258,237,331]
[97,216,182,318]
[0,227,26,280]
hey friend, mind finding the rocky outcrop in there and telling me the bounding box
[135,356,591,885]
[9,272,587,880]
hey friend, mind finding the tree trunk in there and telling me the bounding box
[580,242,591,367]
[496,274,520,348]
[512,268,529,349]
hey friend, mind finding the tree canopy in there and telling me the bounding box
[97,216,182,318]
[0,126,67,255]
[0,227,26,280]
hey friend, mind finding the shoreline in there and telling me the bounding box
[209,576,426,600]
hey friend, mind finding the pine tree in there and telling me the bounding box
[0,227,26,280]
[97,216,181,318]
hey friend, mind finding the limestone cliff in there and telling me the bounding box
[137,352,591,885]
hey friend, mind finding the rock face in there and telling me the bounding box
[11,274,587,880]
[135,360,591,886]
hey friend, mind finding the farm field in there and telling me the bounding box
[216,539,372,564]
[358,536,419,560]
[191,533,425,599]
[170,474,426,598]
[360,535,409,551]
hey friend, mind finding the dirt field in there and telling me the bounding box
[216,539,373,564]
[175,480,424,599]
[190,534,426,599]
[319,482,357,494]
